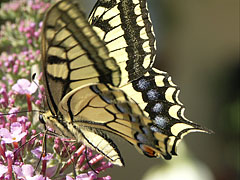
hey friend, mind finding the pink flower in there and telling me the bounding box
[17,116,28,123]
[76,171,97,180]
[66,176,74,180]
[0,87,8,107]
[13,164,50,180]
[12,79,38,95]
[0,164,8,177]
[31,146,53,161]
[67,172,99,180]
[7,107,20,122]
[0,122,27,144]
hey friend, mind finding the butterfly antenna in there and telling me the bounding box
[32,73,40,93]
[32,73,47,112]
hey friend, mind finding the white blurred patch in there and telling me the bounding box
[142,144,214,180]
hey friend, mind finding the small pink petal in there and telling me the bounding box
[0,128,11,137]
[17,116,28,123]
[0,164,8,176]
[31,147,53,160]
[14,132,27,142]
[46,166,57,178]
[31,146,42,158]
[76,171,97,180]
[11,122,22,134]
[1,137,14,144]
[27,81,38,94]
[66,176,74,180]
[22,164,34,177]
[28,175,46,180]
[13,165,24,177]
[12,79,37,95]
[17,79,31,87]
[12,83,25,94]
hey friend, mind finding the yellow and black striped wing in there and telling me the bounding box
[56,83,182,166]
[89,0,156,86]
[89,0,212,159]
[41,0,212,166]
[41,0,121,115]
[121,68,212,159]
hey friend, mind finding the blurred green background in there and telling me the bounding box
[1,0,239,179]
[84,0,239,179]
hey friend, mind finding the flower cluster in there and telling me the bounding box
[0,0,51,19]
[0,0,113,179]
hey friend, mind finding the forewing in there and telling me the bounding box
[41,0,121,115]
[89,0,156,86]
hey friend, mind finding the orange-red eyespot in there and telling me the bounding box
[140,144,156,157]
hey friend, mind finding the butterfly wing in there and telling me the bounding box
[40,0,158,166]
[57,83,175,166]
[121,68,213,158]
[41,0,121,115]
[89,0,156,85]
[88,0,212,159]
[41,0,212,166]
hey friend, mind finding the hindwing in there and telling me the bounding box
[121,68,212,158]
[55,83,185,165]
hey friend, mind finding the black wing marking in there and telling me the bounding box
[120,68,213,159]
[41,0,121,115]
[89,0,156,85]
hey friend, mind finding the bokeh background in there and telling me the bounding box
[83,0,239,179]
[1,0,239,179]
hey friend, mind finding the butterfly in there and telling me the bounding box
[41,0,211,167]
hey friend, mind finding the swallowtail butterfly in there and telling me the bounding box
[41,0,211,166]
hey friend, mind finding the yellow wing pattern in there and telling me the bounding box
[88,0,212,159]
[89,0,156,85]
[41,0,121,115]
[41,0,212,167]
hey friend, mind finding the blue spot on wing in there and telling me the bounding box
[147,89,159,101]
[154,116,167,128]
[136,133,148,144]
[137,78,150,90]
[150,125,159,132]
[152,103,163,113]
